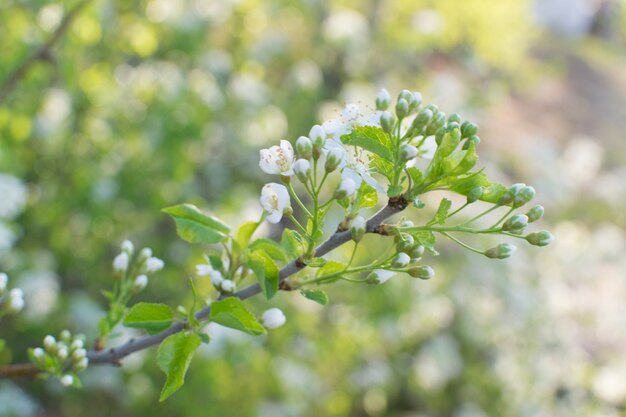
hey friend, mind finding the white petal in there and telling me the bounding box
[362,172,385,192]
[266,211,283,224]
[259,149,281,174]
[341,168,363,188]
[419,136,437,160]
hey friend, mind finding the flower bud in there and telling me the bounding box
[220,279,237,294]
[526,205,544,223]
[309,125,325,150]
[295,136,313,159]
[366,269,394,284]
[447,121,460,132]
[375,88,391,110]
[484,243,517,259]
[43,335,56,352]
[351,216,366,242]
[209,270,224,287]
[391,253,411,269]
[262,308,286,329]
[59,330,71,343]
[513,186,535,208]
[425,111,446,136]
[293,159,311,183]
[6,288,24,313]
[139,247,152,260]
[400,144,418,161]
[448,113,462,124]
[72,348,86,362]
[460,121,478,138]
[380,111,395,133]
[74,357,88,372]
[466,186,484,204]
[498,183,525,206]
[400,220,414,228]
[409,91,423,111]
[462,135,480,150]
[133,274,148,290]
[412,109,433,133]
[0,272,7,295]
[398,89,413,102]
[409,244,425,260]
[396,235,415,253]
[60,375,74,387]
[121,240,134,254]
[145,257,164,273]
[334,178,357,199]
[112,252,129,273]
[408,265,435,280]
[325,148,344,173]
[71,339,84,350]
[33,347,45,360]
[395,98,409,119]
[502,214,529,231]
[57,347,68,361]
[526,231,554,246]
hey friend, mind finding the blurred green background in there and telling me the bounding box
[1,0,626,416]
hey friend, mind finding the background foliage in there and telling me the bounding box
[1,0,626,416]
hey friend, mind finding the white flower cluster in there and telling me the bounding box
[196,257,237,294]
[112,240,165,291]
[0,272,24,315]
[31,330,88,387]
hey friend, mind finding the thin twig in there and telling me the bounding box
[0,0,92,104]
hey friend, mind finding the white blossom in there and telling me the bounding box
[113,252,129,272]
[209,270,224,287]
[0,173,27,220]
[60,374,74,387]
[195,263,213,276]
[259,140,295,176]
[0,272,7,293]
[260,183,291,224]
[325,138,384,192]
[321,103,381,140]
[220,279,236,294]
[145,257,164,273]
[133,274,148,290]
[121,240,134,253]
[262,308,286,329]
[7,288,24,313]
[140,247,153,259]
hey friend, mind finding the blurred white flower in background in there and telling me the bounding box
[0,173,27,220]
[18,269,60,320]
[322,9,369,45]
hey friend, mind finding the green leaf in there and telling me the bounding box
[371,154,394,180]
[428,198,452,226]
[355,182,378,209]
[249,238,287,262]
[412,231,439,256]
[162,204,230,244]
[236,221,260,249]
[157,332,201,401]
[281,228,304,259]
[300,289,329,305]
[317,260,347,276]
[448,172,508,204]
[248,250,279,299]
[343,126,393,161]
[387,184,404,198]
[209,298,266,335]
[304,257,327,267]
[123,302,175,335]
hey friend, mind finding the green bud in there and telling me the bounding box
[59,330,72,343]
[380,111,395,133]
[325,148,344,173]
[351,216,366,242]
[462,135,480,150]
[375,88,391,110]
[293,159,311,183]
[424,104,438,113]
[296,136,313,159]
[425,111,446,136]
[400,220,414,228]
[460,121,478,138]
[447,122,460,132]
[412,109,433,133]
[448,113,462,124]
[396,98,409,119]
[434,126,446,146]
[467,186,484,204]
[391,253,411,269]
[526,205,544,223]
[408,265,435,280]
[513,186,535,208]
[309,125,325,149]
[398,89,413,103]
[409,91,422,112]
[395,235,415,253]
[484,243,516,259]
[526,231,554,246]
[502,214,529,231]
[408,244,425,260]
[498,183,525,206]
[400,144,418,161]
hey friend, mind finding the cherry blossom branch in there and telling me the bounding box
[0,0,91,104]
[0,198,407,377]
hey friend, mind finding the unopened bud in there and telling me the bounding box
[6,288,24,313]
[334,178,357,199]
[375,88,391,110]
[400,220,414,228]
[72,348,86,362]
[351,216,366,242]
[33,347,45,360]
[209,270,224,287]
[133,274,148,290]
[0,272,7,294]
[395,98,409,119]
[391,253,411,269]
[325,148,344,173]
[43,335,56,352]
[412,109,433,133]
[526,231,554,247]
[60,375,74,387]
[408,265,435,280]
[139,247,152,260]
[484,243,517,259]
[448,113,462,124]
[467,186,484,204]
[425,111,446,136]
[74,357,88,372]
[513,186,535,208]
[502,214,529,231]
[380,111,395,133]
[121,240,134,254]
[112,252,129,273]
[526,205,544,223]
[220,279,237,294]
[57,347,68,361]
[400,144,418,161]
[71,339,84,350]
[462,135,480,150]
[409,91,422,111]
[293,159,311,183]
[395,235,415,253]
[296,136,313,159]
[460,121,478,138]
[309,125,325,149]
[409,244,425,260]
[366,269,394,284]
[498,183,525,206]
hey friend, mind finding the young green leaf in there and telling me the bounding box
[123,302,175,335]
[447,172,508,204]
[281,229,304,259]
[428,198,452,226]
[343,126,393,161]
[304,257,327,267]
[316,260,347,277]
[412,230,439,256]
[209,298,266,335]
[236,221,260,249]
[162,204,230,244]
[248,250,279,299]
[300,289,329,305]
[157,332,201,401]
[354,182,378,209]
[249,238,287,262]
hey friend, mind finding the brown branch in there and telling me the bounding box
[0,363,40,378]
[0,197,407,378]
[0,0,91,104]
